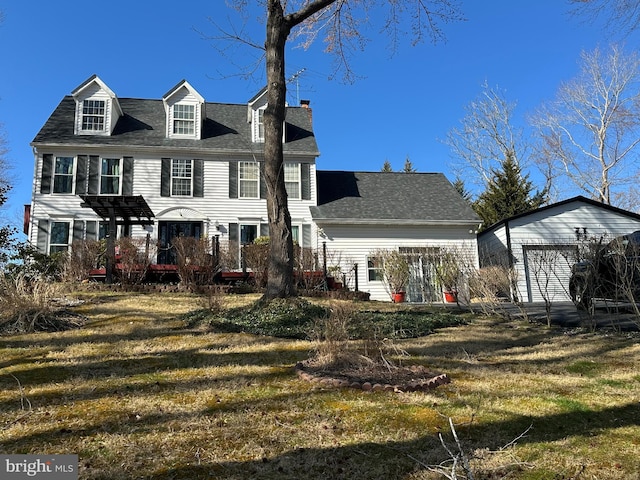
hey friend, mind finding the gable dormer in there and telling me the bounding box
[72,75,122,136]
[163,80,205,140]
[247,87,288,143]
[248,87,268,143]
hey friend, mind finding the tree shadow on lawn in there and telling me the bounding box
[403,314,639,374]
[93,401,639,480]
[0,344,311,411]
[3,373,638,480]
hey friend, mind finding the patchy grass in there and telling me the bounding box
[0,291,639,479]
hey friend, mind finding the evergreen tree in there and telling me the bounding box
[381,160,393,172]
[473,153,546,230]
[452,177,472,202]
[403,156,417,173]
[0,185,16,264]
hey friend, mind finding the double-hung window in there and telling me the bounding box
[173,104,195,135]
[53,157,74,194]
[239,161,259,198]
[100,158,121,195]
[172,159,193,196]
[50,221,70,254]
[284,163,301,199]
[257,108,265,141]
[367,256,384,282]
[82,99,105,131]
[291,225,300,245]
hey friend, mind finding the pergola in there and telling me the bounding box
[80,195,155,283]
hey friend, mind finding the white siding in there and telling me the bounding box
[29,148,318,259]
[479,200,640,303]
[317,223,478,302]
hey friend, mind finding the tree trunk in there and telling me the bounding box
[263,0,295,299]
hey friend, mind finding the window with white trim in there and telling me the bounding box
[171,159,193,196]
[285,163,301,199]
[100,158,121,195]
[255,107,265,142]
[291,225,300,245]
[82,99,105,131]
[239,161,259,198]
[367,256,384,282]
[173,104,195,135]
[50,221,70,254]
[53,157,74,194]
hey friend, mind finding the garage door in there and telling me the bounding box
[523,245,577,303]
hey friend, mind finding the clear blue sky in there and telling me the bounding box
[0,1,632,237]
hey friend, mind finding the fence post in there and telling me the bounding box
[354,263,359,292]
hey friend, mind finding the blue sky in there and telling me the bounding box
[0,1,632,235]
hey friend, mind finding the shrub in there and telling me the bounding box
[0,272,84,334]
[117,237,154,285]
[63,239,104,282]
[7,242,66,281]
[173,236,216,287]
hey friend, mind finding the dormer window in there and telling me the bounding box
[72,75,122,136]
[173,104,195,135]
[82,100,106,131]
[256,107,265,142]
[163,80,205,139]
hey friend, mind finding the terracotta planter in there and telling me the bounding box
[392,291,406,303]
[443,290,458,303]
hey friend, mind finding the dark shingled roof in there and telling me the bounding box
[32,96,319,155]
[311,171,481,224]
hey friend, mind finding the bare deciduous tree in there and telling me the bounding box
[444,81,528,195]
[226,1,463,300]
[570,0,640,37]
[531,44,640,206]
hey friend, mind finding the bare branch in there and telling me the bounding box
[569,0,640,37]
[531,44,640,205]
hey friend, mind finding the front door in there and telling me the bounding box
[158,221,202,265]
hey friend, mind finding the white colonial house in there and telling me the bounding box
[477,196,640,303]
[27,75,481,301]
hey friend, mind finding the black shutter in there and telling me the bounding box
[86,221,98,241]
[228,223,238,243]
[122,157,134,196]
[193,159,204,197]
[76,155,88,195]
[161,158,171,197]
[88,155,100,194]
[301,163,311,200]
[41,154,53,194]
[260,223,269,237]
[37,219,49,253]
[259,162,266,199]
[228,161,238,198]
[73,220,84,243]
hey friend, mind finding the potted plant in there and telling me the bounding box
[436,251,461,303]
[378,249,411,302]
[326,265,343,290]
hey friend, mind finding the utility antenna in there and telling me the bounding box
[286,68,306,105]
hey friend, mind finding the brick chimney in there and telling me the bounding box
[300,99,312,125]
